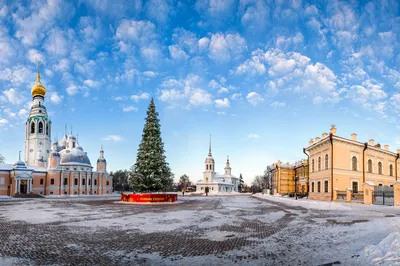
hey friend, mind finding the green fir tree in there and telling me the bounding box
[130,98,174,192]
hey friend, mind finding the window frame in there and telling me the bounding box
[324,180,328,193]
[368,159,372,173]
[318,157,321,171]
[325,154,328,169]
[317,181,321,193]
[352,181,358,193]
[352,156,357,171]
[378,162,382,175]
[38,121,44,134]
[50,178,54,185]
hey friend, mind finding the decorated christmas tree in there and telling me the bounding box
[130,98,174,192]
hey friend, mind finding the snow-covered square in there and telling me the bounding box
[0,195,399,265]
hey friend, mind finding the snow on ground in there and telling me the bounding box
[1,195,400,265]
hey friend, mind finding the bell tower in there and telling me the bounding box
[97,146,107,172]
[24,62,51,167]
[203,134,215,182]
[224,156,231,176]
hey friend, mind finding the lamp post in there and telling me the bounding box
[295,176,299,200]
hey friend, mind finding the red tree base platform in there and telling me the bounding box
[120,193,178,203]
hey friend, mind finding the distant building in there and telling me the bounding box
[305,124,399,201]
[195,136,239,193]
[270,160,308,195]
[0,67,112,196]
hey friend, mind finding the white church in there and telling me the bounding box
[195,137,239,193]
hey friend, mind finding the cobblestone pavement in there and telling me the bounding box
[0,196,397,265]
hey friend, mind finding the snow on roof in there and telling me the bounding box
[0,164,13,171]
[0,163,47,172]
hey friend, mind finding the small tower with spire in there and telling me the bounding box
[203,134,215,183]
[224,155,231,176]
[97,145,107,172]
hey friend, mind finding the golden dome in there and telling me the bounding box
[31,71,46,97]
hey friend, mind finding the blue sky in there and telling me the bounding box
[0,0,399,184]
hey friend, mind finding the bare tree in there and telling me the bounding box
[0,154,5,164]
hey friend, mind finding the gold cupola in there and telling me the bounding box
[31,63,46,97]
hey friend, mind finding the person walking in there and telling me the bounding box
[182,188,185,197]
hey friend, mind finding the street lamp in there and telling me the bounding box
[294,176,298,200]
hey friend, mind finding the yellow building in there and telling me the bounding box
[305,124,399,201]
[270,160,308,196]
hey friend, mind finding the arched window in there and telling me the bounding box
[46,123,49,135]
[325,154,328,169]
[390,164,393,176]
[206,165,208,170]
[312,159,315,172]
[378,162,382,174]
[318,157,321,171]
[30,122,35,134]
[38,121,43,134]
[352,156,357,171]
[368,159,372,173]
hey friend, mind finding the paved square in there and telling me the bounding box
[0,195,399,265]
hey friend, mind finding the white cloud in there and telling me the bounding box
[18,109,28,118]
[158,74,212,108]
[239,0,270,33]
[208,33,247,63]
[248,134,259,138]
[145,0,172,24]
[217,111,226,115]
[83,79,101,88]
[112,96,127,101]
[122,106,138,112]
[0,118,8,127]
[189,89,212,106]
[215,98,230,108]
[169,45,189,61]
[2,88,23,105]
[53,58,70,72]
[27,49,45,64]
[3,108,16,118]
[131,92,151,102]
[270,101,286,108]
[231,93,242,100]
[49,92,63,104]
[66,85,79,96]
[246,92,264,106]
[102,135,124,142]
[115,19,158,53]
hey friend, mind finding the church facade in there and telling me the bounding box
[0,68,113,196]
[195,137,239,193]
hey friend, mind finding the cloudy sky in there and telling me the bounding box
[0,0,399,184]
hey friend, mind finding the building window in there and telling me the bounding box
[378,162,382,174]
[325,154,328,169]
[378,183,383,186]
[390,164,393,176]
[317,181,321,193]
[74,178,78,185]
[89,180,91,186]
[73,142,76,148]
[0,178,4,185]
[74,191,77,195]
[106,181,109,186]
[40,179,44,185]
[312,159,315,172]
[50,178,54,185]
[206,165,208,170]
[38,121,43,134]
[324,180,328,193]
[82,179,86,186]
[311,182,314,192]
[318,157,321,171]
[74,168,77,170]
[64,178,68,185]
[368,159,372,173]
[352,156,357,171]
[64,191,67,195]
[50,191,53,195]
[40,191,43,195]
[352,181,358,193]
[46,123,49,135]
[94,180,97,186]
[31,122,35,134]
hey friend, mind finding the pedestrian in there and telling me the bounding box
[182,188,185,197]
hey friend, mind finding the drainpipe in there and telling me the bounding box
[303,148,309,194]
[362,143,368,184]
[396,153,399,181]
[329,133,334,201]
[44,172,47,195]
[276,164,280,194]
